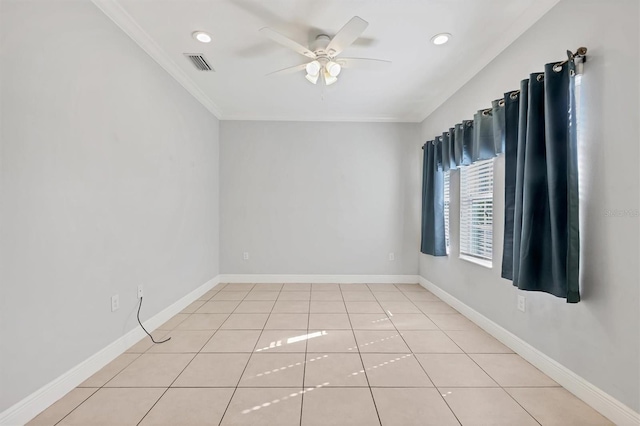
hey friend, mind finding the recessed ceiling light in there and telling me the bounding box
[192,31,212,43]
[431,33,451,45]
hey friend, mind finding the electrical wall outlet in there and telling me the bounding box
[137,285,144,299]
[243,252,249,261]
[388,252,395,261]
[517,295,526,312]
[111,294,119,312]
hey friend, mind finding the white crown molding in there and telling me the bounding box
[416,0,561,122]
[418,276,640,426]
[91,0,223,119]
[0,276,221,426]
[220,114,420,123]
[219,274,420,284]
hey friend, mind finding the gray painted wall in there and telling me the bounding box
[419,0,639,412]
[220,121,421,275]
[0,1,220,411]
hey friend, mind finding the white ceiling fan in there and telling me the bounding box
[260,16,391,86]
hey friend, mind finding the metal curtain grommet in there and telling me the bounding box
[553,63,563,72]
[510,91,519,100]
[537,74,544,82]
[498,99,505,107]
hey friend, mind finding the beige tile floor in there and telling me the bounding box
[28,283,613,426]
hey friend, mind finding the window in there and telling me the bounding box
[443,170,450,253]
[460,159,494,265]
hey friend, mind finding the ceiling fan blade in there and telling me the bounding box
[352,36,377,47]
[265,63,309,76]
[259,27,316,59]
[337,57,392,70]
[326,16,369,56]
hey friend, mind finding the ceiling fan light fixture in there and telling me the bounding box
[325,61,341,77]
[305,60,321,76]
[431,33,451,45]
[192,31,212,43]
[323,69,338,86]
[261,16,391,87]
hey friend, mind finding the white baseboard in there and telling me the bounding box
[0,276,221,426]
[219,274,420,284]
[418,276,640,426]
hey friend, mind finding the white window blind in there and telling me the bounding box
[460,159,494,261]
[444,171,450,253]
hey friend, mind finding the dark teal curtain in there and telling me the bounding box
[420,142,446,256]
[456,120,474,166]
[420,113,499,257]
[421,51,582,303]
[512,79,529,285]
[492,99,506,154]
[506,59,580,303]
[473,109,497,161]
[500,90,521,280]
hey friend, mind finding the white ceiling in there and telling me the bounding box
[94,0,559,122]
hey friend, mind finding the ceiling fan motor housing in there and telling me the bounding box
[312,34,333,58]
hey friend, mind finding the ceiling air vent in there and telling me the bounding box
[184,53,214,71]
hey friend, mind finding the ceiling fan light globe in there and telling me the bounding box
[323,69,338,85]
[305,73,319,84]
[305,61,321,76]
[326,61,341,77]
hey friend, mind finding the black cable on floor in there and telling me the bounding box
[137,296,171,344]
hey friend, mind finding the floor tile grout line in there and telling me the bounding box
[385,298,439,390]
[90,288,221,414]
[340,284,383,426]
[132,348,202,421]
[123,349,530,355]
[398,285,543,425]
[195,283,256,359]
[93,352,143,389]
[299,284,312,426]
[55,295,208,426]
[159,310,193,331]
[400,290,468,355]
[392,284,464,425]
[56,284,370,424]
[51,387,101,426]
[217,282,284,426]
[501,390,544,426]
[87,384,533,389]
[137,282,258,426]
[463,352,543,425]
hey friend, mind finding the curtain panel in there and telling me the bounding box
[420,50,582,303]
[420,142,446,256]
